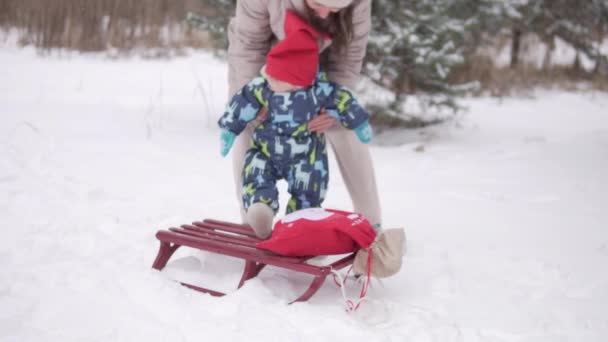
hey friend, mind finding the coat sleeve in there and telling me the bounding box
[227,0,273,96]
[218,79,265,135]
[318,79,370,130]
[325,0,372,90]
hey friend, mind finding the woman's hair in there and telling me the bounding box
[308,5,354,55]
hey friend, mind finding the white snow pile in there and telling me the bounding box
[1,46,607,341]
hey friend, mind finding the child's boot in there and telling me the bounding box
[246,202,274,239]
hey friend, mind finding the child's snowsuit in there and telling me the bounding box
[218,72,370,214]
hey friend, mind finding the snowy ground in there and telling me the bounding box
[1,46,607,342]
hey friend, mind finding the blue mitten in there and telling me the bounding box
[220,129,236,157]
[354,121,373,144]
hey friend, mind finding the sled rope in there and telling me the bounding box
[331,248,373,312]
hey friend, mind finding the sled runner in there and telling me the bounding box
[152,218,356,303]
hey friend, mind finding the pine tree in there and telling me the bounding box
[446,0,518,53]
[186,0,235,49]
[365,0,481,118]
[590,0,608,75]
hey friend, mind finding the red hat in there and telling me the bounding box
[266,10,331,87]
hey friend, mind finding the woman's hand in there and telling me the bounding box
[308,109,337,133]
[247,107,269,129]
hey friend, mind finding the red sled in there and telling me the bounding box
[151,218,356,303]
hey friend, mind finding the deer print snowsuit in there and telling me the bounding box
[218,72,370,214]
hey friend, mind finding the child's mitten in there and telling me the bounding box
[354,121,373,144]
[220,129,236,157]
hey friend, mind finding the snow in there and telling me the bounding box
[1,45,608,341]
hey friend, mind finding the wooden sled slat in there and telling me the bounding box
[152,219,355,303]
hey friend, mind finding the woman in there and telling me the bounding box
[226,0,382,233]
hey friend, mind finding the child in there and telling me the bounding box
[218,10,373,239]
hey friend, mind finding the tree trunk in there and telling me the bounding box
[573,51,581,72]
[594,29,605,75]
[542,35,555,71]
[510,27,522,68]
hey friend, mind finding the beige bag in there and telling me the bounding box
[353,228,406,278]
